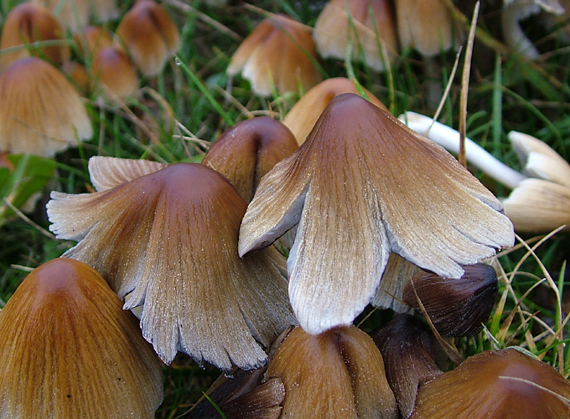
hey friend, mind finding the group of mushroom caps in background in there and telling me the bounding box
[1,0,570,418]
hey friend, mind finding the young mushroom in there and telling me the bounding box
[0,57,93,157]
[227,14,322,97]
[47,157,296,371]
[0,258,163,418]
[410,348,570,418]
[239,93,514,335]
[265,325,398,418]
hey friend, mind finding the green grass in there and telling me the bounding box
[1,0,570,416]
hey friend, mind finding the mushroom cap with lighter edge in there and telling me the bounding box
[0,258,163,419]
[239,93,514,335]
[47,157,295,371]
[0,57,93,157]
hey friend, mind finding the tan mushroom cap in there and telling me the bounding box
[202,117,299,203]
[227,14,322,97]
[32,0,90,32]
[239,93,514,335]
[0,2,70,72]
[411,348,570,419]
[395,0,460,57]
[92,46,139,99]
[73,25,114,58]
[47,158,295,371]
[283,77,387,145]
[0,57,93,157]
[266,326,397,419]
[0,258,163,419]
[115,0,180,76]
[313,0,399,72]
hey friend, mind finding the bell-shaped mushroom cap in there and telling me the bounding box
[227,14,322,97]
[313,0,399,72]
[47,157,295,371]
[73,25,114,58]
[0,2,70,72]
[31,0,90,32]
[266,326,398,419]
[395,0,460,57]
[403,263,499,337]
[239,93,514,335]
[0,57,93,157]
[411,348,570,418]
[115,0,180,76]
[283,77,387,145]
[371,314,443,419]
[0,258,163,419]
[92,46,139,99]
[202,117,298,203]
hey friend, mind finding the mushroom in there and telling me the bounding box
[202,116,298,203]
[312,0,399,72]
[502,0,564,59]
[0,57,93,157]
[239,93,514,335]
[31,0,90,32]
[282,77,387,145]
[265,325,398,418]
[115,0,181,77]
[403,263,499,337]
[371,314,443,418]
[91,46,139,99]
[47,157,295,371]
[227,14,322,97]
[411,348,570,418]
[0,2,70,72]
[73,25,114,59]
[0,258,163,418]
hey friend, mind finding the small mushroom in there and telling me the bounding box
[282,77,387,145]
[32,0,90,32]
[227,14,322,97]
[73,25,114,59]
[265,325,398,418]
[411,348,570,418]
[202,116,298,203]
[0,57,93,157]
[91,46,139,99]
[239,93,514,335]
[313,0,399,72]
[0,2,70,72]
[47,157,295,371]
[0,258,163,418]
[115,0,180,77]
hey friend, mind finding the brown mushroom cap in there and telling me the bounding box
[0,258,163,418]
[239,93,514,335]
[227,14,322,97]
[411,348,570,418]
[202,116,299,203]
[47,158,295,371]
[115,0,180,76]
[73,25,114,58]
[32,0,90,32]
[0,57,93,157]
[266,325,398,418]
[283,77,387,145]
[92,46,139,99]
[313,0,399,72]
[0,2,70,72]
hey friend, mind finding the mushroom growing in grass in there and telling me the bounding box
[0,2,70,72]
[0,258,163,418]
[312,0,399,72]
[91,46,139,99]
[265,325,398,418]
[410,348,570,418]
[239,93,514,335]
[115,0,180,77]
[227,14,322,97]
[0,57,93,157]
[47,157,295,371]
[202,116,298,203]
[283,77,387,145]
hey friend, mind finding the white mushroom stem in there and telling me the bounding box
[399,111,528,190]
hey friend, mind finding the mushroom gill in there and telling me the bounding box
[239,93,514,335]
[47,157,295,371]
[0,258,163,419]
